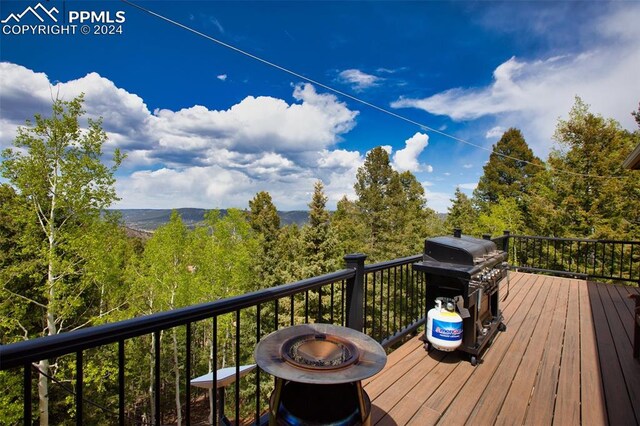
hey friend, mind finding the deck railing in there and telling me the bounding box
[2,233,637,425]
[506,235,640,284]
[0,253,424,425]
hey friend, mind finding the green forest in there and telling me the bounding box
[1,95,639,424]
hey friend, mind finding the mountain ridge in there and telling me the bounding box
[109,208,309,231]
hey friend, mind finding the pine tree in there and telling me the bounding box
[474,128,542,212]
[354,147,395,260]
[330,196,367,257]
[248,191,281,287]
[543,97,640,238]
[302,181,337,277]
[445,188,478,234]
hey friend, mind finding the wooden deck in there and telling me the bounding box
[363,272,640,425]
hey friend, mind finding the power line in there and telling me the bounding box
[119,0,630,181]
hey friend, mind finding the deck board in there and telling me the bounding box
[364,272,639,426]
[553,278,581,426]
[494,276,562,425]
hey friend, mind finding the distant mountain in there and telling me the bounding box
[109,208,309,232]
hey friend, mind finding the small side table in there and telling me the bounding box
[191,364,256,425]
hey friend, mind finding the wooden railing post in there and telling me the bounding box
[344,254,367,332]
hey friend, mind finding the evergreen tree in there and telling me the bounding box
[474,128,542,212]
[445,188,478,234]
[542,97,640,239]
[354,147,395,260]
[330,196,367,257]
[302,181,338,277]
[248,191,281,287]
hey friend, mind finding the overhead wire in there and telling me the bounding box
[119,0,631,181]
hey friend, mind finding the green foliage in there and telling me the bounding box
[474,128,541,210]
[0,95,125,423]
[301,181,339,277]
[476,197,524,236]
[249,191,281,287]
[330,196,368,256]
[541,97,640,239]
[3,96,639,424]
[445,188,478,234]
[349,147,442,260]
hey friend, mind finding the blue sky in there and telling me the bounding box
[1,0,638,212]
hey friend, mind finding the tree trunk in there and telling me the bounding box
[38,359,49,426]
[172,325,182,425]
[149,324,156,425]
[209,338,215,426]
[40,177,58,426]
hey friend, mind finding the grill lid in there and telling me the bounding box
[424,235,499,265]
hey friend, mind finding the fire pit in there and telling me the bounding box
[255,323,387,425]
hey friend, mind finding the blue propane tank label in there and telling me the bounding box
[432,319,463,341]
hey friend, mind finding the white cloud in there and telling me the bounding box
[217,74,227,81]
[210,17,225,34]
[485,126,505,139]
[392,132,430,173]
[424,188,453,213]
[391,5,640,157]
[0,63,363,210]
[458,183,477,190]
[462,164,473,169]
[337,69,382,91]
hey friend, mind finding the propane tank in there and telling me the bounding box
[426,298,463,351]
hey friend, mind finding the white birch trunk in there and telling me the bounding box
[171,289,182,426]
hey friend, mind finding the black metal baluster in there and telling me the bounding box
[568,240,573,271]
[610,242,616,279]
[372,272,377,339]
[601,241,607,277]
[409,264,414,325]
[290,295,295,326]
[154,330,161,426]
[235,310,240,426]
[256,304,261,424]
[386,268,390,338]
[584,241,589,275]
[393,266,398,334]
[341,280,346,326]
[305,290,309,324]
[318,286,323,323]
[630,244,635,280]
[330,282,335,324]
[76,350,83,426]
[274,298,279,330]
[364,274,369,335]
[24,363,32,425]
[619,243,625,279]
[538,239,543,267]
[186,323,191,426]
[118,339,125,426]
[212,317,217,426]
[400,264,405,332]
[546,239,551,270]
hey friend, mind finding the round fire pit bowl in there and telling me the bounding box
[254,323,387,385]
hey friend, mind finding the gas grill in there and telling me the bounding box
[413,230,509,365]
